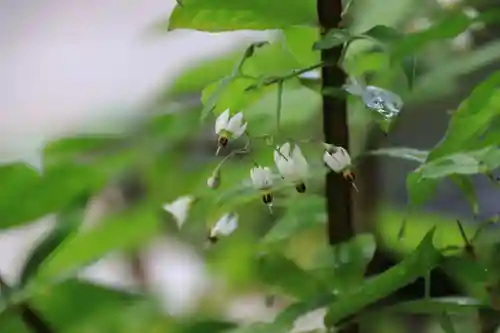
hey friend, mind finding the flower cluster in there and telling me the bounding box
[162,109,356,244]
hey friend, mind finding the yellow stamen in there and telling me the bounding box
[295,183,306,193]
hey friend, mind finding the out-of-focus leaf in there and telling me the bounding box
[451,175,479,218]
[367,147,428,163]
[427,72,500,161]
[256,252,329,299]
[227,294,333,333]
[313,29,352,50]
[18,206,85,287]
[361,25,403,46]
[443,255,490,302]
[166,0,316,32]
[324,228,441,326]
[438,312,457,333]
[392,10,472,60]
[180,319,237,333]
[406,172,438,206]
[401,55,417,90]
[308,234,376,292]
[34,205,161,282]
[418,146,500,179]
[263,195,325,243]
[283,27,319,67]
[379,297,483,315]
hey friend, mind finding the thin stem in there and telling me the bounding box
[276,81,284,133]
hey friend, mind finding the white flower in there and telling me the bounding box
[323,145,352,173]
[250,166,274,207]
[250,166,273,190]
[323,145,358,192]
[208,213,238,243]
[215,109,247,150]
[163,196,194,229]
[273,142,309,193]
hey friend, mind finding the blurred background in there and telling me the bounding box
[1,0,500,332]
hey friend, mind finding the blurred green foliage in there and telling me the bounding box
[1,0,500,332]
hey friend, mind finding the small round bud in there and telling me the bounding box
[207,170,221,189]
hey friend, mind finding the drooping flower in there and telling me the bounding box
[206,168,221,189]
[323,144,358,192]
[163,196,194,229]
[207,213,238,244]
[215,109,247,154]
[273,142,309,193]
[250,166,274,207]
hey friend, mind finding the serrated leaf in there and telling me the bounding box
[427,71,500,161]
[324,228,441,327]
[166,0,317,32]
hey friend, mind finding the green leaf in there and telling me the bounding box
[406,172,438,206]
[324,228,441,326]
[34,206,161,282]
[427,71,500,161]
[419,147,500,179]
[313,29,352,50]
[263,195,325,243]
[166,0,317,32]
[361,25,403,45]
[438,312,457,333]
[227,295,333,333]
[18,207,84,287]
[451,175,479,218]
[309,234,376,292]
[256,252,329,299]
[392,10,472,60]
[368,147,428,163]
[379,297,483,315]
[283,27,320,67]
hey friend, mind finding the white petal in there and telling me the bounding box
[291,144,309,177]
[250,167,264,188]
[215,109,230,134]
[262,167,273,186]
[213,213,238,236]
[232,121,247,139]
[163,196,193,229]
[279,142,291,157]
[323,151,342,172]
[226,112,244,134]
[337,147,352,165]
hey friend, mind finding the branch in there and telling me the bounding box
[317,0,357,333]
[0,274,55,333]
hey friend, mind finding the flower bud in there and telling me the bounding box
[207,169,221,189]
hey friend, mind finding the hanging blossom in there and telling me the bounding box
[250,165,274,209]
[323,144,358,192]
[215,109,247,155]
[207,213,239,244]
[163,195,194,229]
[274,142,309,193]
[344,77,403,120]
[206,168,221,189]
